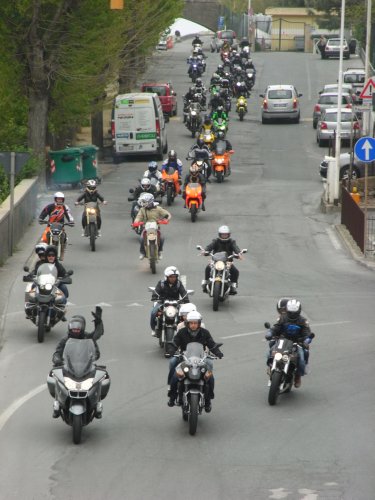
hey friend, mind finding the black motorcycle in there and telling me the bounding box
[23,263,73,343]
[148,287,194,357]
[197,245,247,311]
[47,339,110,444]
[185,102,202,138]
[174,342,222,436]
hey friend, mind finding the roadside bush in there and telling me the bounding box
[0,165,9,204]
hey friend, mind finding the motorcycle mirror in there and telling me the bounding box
[264,322,271,329]
[216,343,223,348]
[129,188,134,193]
[259,94,264,98]
[187,290,195,295]
[23,265,29,272]
[229,150,234,154]
[127,197,133,202]
[148,286,156,292]
[310,332,315,339]
[242,249,248,253]
[298,93,303,97]
[67,270,74,275]
[196,245,203,250]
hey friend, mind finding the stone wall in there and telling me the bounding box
[182,0,221,32]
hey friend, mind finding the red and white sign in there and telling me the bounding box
[359,77,375,99]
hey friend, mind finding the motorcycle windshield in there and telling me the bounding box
[185,342,204,359]
[190,103,201,112]
[50,222,63,234]
[36,263,57,287]
[212,252,228,262]
[215,141,226,155]
[63,339,96,379]
[166,166,177,175]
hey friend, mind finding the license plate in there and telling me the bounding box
[120,145,134,151]
[274,104,286,108]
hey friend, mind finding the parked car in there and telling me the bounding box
[319,152,375,180]
[343,68,366,102]
[157,37,167,50]
[312,92,352,129]
[319,83,358,103]
[322,38,350,59]
[260,84,302,124]
[210,30,237,52]
[141,82,177,117]
[316,108,361,147]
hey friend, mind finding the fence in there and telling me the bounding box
[341,185,365,252]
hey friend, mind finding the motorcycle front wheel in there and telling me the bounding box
[166,186,173,206]
[37,309,46,343]
[149,241,157,274]
[190,205,197,222]
[213,282,221,311]
[268,371,282,406]
[217,171,224,183]
[188,393,199,436]
[89,223,96,252]
[72,414,83,444]
[239,109,244,121]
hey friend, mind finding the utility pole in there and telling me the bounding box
[364,0,372,136]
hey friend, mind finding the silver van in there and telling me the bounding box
[112,92,168,163]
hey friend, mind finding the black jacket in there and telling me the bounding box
[33,260,68,278]
[270,315,311,343]
[152,279,189,303]
[76,191,105,203]
[183,173,206,188]
[130,185,157,201]
[212,139,232,152]
[173,326,221,355]
[205,238,240,255]
[52,319,104,366]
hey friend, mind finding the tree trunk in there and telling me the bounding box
[28,91,49,155]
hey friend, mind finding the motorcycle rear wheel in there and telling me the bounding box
[188,393,199,435]
[72,414,83,444]
[268,371,282,406]
[213,282,221,311]
[37,309,46,343]
[89,223,96,252]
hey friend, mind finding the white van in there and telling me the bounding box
[111,93,168,162]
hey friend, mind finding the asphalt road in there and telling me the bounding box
[0,38,374,500]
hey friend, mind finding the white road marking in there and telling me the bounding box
[222,321,351,340]
[0,384,45,432]
[126,303,143,307]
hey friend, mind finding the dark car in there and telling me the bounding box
[319,152,375,180]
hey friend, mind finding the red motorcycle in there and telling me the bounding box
[185,183,203,222]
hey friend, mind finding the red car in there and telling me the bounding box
[141,82,177,117]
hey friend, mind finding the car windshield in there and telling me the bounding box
[323,112,355,122]
[143,86,166,96]
[328,39,344,46]
[63,339,96,379]
[344,74,365,84]
[268,89,292,99]
[319,95,348,104]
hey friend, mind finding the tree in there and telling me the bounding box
[0,0,182,155]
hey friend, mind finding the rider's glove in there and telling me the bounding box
[91,306,103,325]
[214,349,224,359]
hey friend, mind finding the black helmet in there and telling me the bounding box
[286,299,301,321]
[68,315,86,338]
[46,246,58,258]
[168,149,177,161]
[217,130,225,140]
[197,137,204,147]
[195,78,202,87]
[204,114,211,125]
[276,298,291,315]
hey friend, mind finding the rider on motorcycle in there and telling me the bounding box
[200,114,213,135]
[240,37,250,49]
[161,150,183,195]
[134,193,171,260]
[216,64,225,77]
[38,192,74,244]
[129,178,157,219]
[143,161,163,194]
[192,35,203,46]
[167,311,223,411]
[177,303,197,331]
[188,137,212,180]
[201,226,242,294]
[182,164,207,210]
[51,307,104,417]
[150,266,189,337]
[75,180,107,237]
[265,299,312,388]
[211,105,228,124]
[211,130,233,151]
[183,87,197,122]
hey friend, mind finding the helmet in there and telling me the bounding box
[139,192,154,208]
[148,161,158,173]
[68,315,86,338]
[46,245,58,258]
[218,225,230,241]
[86,179,97,192]
[217,64,223,71]
[164,266,180,279]
[190,164,199,174]
[217,105,224,113]
[35,242,48,256]
[168,150,177,162]
[217,130,225,140]
[54,192,65,205]
[277,298,291,315]
[204,115,211,125]
[179,303,197,317]
[186,311,202,335]
[197,137,204,147]
[195,79,202,88]
[286,299,301,321]
[140,177,151,190]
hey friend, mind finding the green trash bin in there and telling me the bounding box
[49,147,83,186]
[80,145,100,183]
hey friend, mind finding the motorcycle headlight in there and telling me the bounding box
[191,111,197,116]
[45,283,53,291]
[183,366,189,374]
[215,261,225,271]
[88,208,97,215]
[64,377,94,390]
[274,352,282,361]
[165,306,177,318]
[216,159,224,164]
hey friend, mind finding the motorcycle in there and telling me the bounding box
[245,70,255,91]
[188,62,202,83]
[196,246,247,311]
[236,96,248,121]
[161,166,180,206]
[201,130,215,150]
[185,182,203,222]
[174,342,222,435]
[76,201,105,252]
[47,338,111,444]
[132,219,169,274]
[148,288,194,358]
[213,117,228,137]
[23,263,73,343]
[212,142,234,183]
[40,220,74,261]
[128,190,143,235]
[185,102,202,138]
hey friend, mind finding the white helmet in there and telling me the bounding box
[218,225,230,241]
[35,242,48,255]
[138,192,154,208]
[141,177,151,189]
[286,299,301,320]
[186,311,202,322]
[164,266,180,279]
[179,303,197,316]
[86,179,97,192]
[54,192,65,205]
